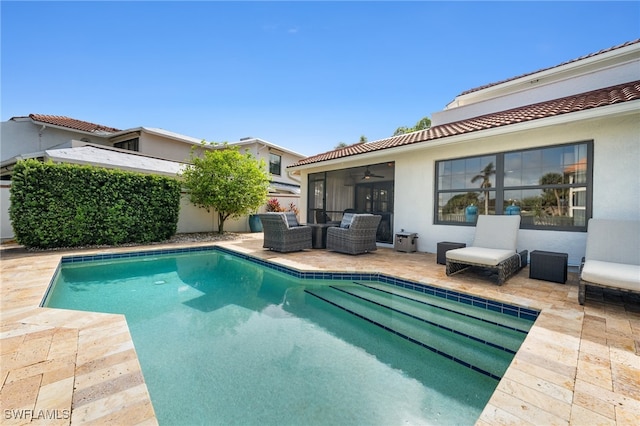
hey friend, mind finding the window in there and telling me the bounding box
[435,141,593,231]
[269,153,281,175]
[114,138,139,151]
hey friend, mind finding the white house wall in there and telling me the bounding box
[399,113,639,267]
[433,50,639,126]
[297,111,639,268]
[0,182,13,241]
[138,132,198,163]
[0,119,109,162]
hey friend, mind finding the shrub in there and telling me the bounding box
[9,160,181,248]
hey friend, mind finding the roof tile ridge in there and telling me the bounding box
[459,39,640,97]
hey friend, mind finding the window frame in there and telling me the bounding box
[269,153,282,176]
[433,140,593,232]
[114,137,139,152]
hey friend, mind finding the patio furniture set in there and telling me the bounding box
[258,212,381,255]
[258,212,640,304]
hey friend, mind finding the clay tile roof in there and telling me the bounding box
[28,114,121,134]
[291,80,640,167]
[458,39,640,97]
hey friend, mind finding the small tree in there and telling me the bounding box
[181,143,271,233]
[393,116,431,136]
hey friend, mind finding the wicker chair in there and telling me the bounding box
[446,215,527,285]
[258,213,312,252]
[326,214,382,255]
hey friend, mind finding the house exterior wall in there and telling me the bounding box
[137,132,199,163]
[433,48,640,126]
[232,141,303,189]
[0,119,110,162]
[0,182,12,241]
[296,111,639,267]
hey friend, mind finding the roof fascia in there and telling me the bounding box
[28,117,111,137]
[451,43,640,107]
[109,127,143,140]
[227,138,306,158]
[0,151,46,169]
[140,127,205,146]
[288,101,640,172]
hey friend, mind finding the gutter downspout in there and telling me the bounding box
[38,124,46,151]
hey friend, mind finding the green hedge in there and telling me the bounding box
[9,160,181,249]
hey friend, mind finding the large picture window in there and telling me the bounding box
[435,141,592,231]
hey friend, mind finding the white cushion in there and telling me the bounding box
[472,215,521,250]
[585,219,640,265]
[581,260,640,291]
[446,247,515,266]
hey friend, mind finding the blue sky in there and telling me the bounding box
[2,1,639,156]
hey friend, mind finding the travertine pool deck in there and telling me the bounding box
[1,234,638,425]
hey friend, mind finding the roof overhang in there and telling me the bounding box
[288,100,640,172]
[228,137,306,159]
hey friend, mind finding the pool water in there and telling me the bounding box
[45,249,536,425]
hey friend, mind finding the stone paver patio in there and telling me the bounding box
[1,234,638,425]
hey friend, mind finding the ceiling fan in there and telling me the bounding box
[362,166,384,180]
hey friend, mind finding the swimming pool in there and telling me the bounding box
[44,246,538,425]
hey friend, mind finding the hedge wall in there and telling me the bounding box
[9,160,181,249]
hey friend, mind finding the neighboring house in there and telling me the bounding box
[288,40,640,266]
[0,115,305,240]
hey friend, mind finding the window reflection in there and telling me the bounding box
[436,142,591,230]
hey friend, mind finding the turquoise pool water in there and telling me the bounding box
[44,247,537,425]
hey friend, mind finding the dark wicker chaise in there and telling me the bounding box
[446,215,527,285]
[258,212,312,252]
[326,214,382,255]
[579,218,640,305]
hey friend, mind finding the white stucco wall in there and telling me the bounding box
[0,182,13,241]
[433,50,640,126]
[177,195,217,233]
[403,112,639,266]
[138,132,197,163]
[297,110,639,267]
[1,119,110,162]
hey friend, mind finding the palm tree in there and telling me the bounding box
[539,172,564,216]
[471,162,496,215]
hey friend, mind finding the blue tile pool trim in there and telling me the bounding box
[55,244,540,322]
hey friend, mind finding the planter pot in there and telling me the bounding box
[465,205,478,223]
[505,204,521,215]
[249,214,263,233]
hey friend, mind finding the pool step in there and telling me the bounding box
[340,283,528,352]
[357,281,533,333]
[305,285,520,380]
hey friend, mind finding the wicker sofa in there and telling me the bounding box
[326,214,382,255]
[446,215,527,285]
[579,218,640,305]
[258,212,312,252]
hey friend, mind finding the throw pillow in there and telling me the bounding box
[340,213,354,229]
[284,212,299,228]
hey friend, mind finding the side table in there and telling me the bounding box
[529,250,568,283]
[437,241,466,265]
[305,223,335,249]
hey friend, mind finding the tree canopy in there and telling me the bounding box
[181,143,271,233]
[393,116,432,136]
